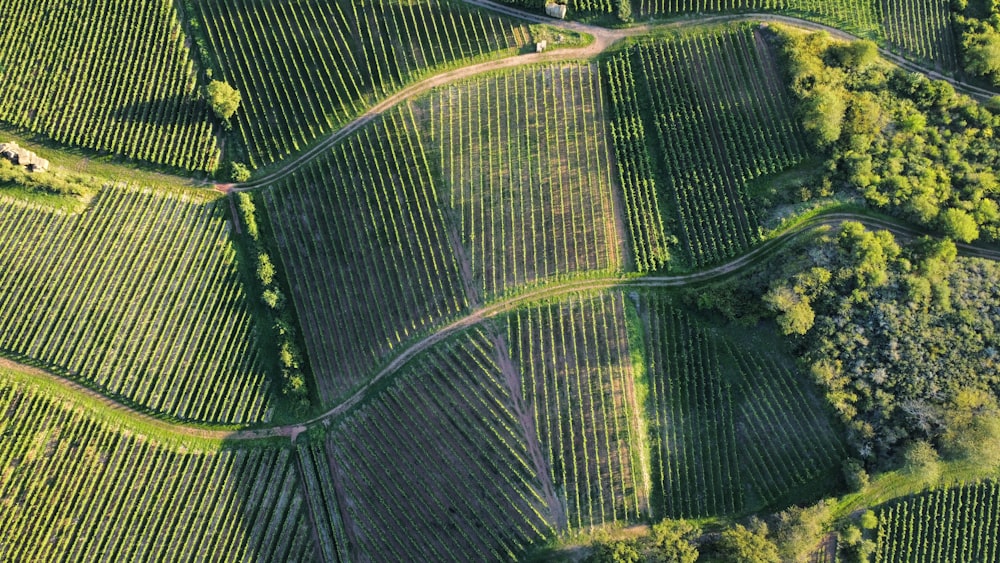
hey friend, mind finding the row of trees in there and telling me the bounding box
[235,192,309,410]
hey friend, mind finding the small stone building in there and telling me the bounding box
[545,2,567,19]
[0,141,49,172]
[536,40,548,53]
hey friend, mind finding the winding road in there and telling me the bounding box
[5,212,1000,444]
[6,6,1000,444]
[230,3,997,191]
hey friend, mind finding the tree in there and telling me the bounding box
[588,540,641,563]
[902,440,941,484]
[717,523,780,563]
[257,253,275,286]
[617,0,632,22]
[230,161,251,183]
[963,27,1000,84]
[649,519,701,563]
[764,285,815,336]
[860,510,878,530]
[205,80,242,120]
[842,458,869,492]
[940,207,980,242]
[801,84,846,147]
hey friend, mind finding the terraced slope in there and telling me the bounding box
[0,0,219,171]
[189,0,532,167]
[0,376,310,561]
[0,188,273,424]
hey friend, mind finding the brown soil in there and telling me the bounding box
[490,332,568,531]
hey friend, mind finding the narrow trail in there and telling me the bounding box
[5,213,999,444]
[229,7,996,193]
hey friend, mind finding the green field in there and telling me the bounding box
[421,63,622,295]
[0,378,309,561]
[0,0,219,172]
[1,0,998,558]
[261,107,466,405]
[606,26,807,268]
[0,188,273,424]
[187,0,532,167]
[641,294,847,518]
[875,481,1000,562]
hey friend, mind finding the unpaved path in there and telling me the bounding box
[490,332,568,531]
[4,212,998,444]
[230,7,996,193]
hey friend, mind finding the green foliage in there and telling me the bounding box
[774,501,834,563]
[902,440,942,483]
[963,25,1000,82]
[860,510,878,530]
[650,519,701,563]
[843,458,870,492]
[617,0,633,22]
[940,207,980,242]
[205,80,242,120]
[587,540,641,563]
[716,522,780,563]
[237,192,259,240]
[230,161,251,182]
[0,158,99,198]
[257,253,275,286]
[764,284,816,335]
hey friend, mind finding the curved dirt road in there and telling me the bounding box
[6,213,998,443]
[227,4,996,192]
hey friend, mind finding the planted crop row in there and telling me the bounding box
[294,444,351,563]
[644,299,742,518]
[875,481,1000,562]
[508,292,647,528]
[424,63,621,296]
[634,0,883,38]
[0,0,219,171]
[724,340,847,508]
[881,0,958,69]
[190,0,531,166]
[642,294,846,518]
[633,27,807,267]
[0,379,313,561]
[262,106,466,405]
[602,53,671,272]
[0,188,272,424]
[325,328,554,560]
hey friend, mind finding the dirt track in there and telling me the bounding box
[4,212,998,444]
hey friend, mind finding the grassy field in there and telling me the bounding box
[420,63,623,296]
[0,0,219,172]
[605,25,807,269]
[0,377,311,561]
[187,0,532,168]
[0,187,273,424]
[261,107,466,405]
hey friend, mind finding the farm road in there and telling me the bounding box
[5,213,998,445]
[230,2,996,192]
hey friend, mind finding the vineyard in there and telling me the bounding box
[0,0,219,172]
[421,63,622,296]
[0,188,273,424]
[507,292,648,528]
[880,0,959,69]
[875,481,1000,562]
[641,294,845,518]
[188,0,531,167]
[0,376,313,561]
[608,26,807,268]
[261,107,466,405]
[324,328,555,560]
